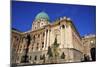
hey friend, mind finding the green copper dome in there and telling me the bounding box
[35,11,49,21]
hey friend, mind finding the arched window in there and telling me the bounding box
[90,48,96,61]
[62,25,65,29]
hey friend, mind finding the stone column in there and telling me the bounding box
[40,34,42,51]
[60,25,65,48]
[64,25,67,48]
[44,29,47,50]
[38,34,41,51]
[60,26,63,48]
[63,25,65,48]
[46,29,50,50]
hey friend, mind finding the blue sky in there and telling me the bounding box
[12,1,96,36]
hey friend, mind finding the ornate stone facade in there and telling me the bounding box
[11,12,95,65]
[82,34,96,61]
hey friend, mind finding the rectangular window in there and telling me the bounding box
[42,42,44,48]
[34,56,37,60]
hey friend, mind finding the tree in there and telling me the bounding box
[90,48,96,61]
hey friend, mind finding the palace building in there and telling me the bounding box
[11,11,95,65]
[82,34,96,61]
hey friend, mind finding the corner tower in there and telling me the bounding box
[32,11,50,31]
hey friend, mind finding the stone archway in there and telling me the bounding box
[90,47,96,61]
